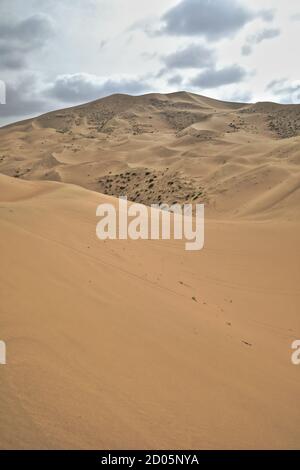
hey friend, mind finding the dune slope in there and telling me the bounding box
[0,174,299,449]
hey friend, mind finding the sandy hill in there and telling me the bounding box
[0,173,299,449]
[1,91,300,220]
[1,93,300,449]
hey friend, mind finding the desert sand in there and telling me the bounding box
[0,92,300,449]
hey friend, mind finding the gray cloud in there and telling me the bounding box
[267,78,300,103]
[241,44,252,56]
[0,14,55,70]
[157,0,274,41]
[189,64,247,88]
[251,28,280,43]
[226,90,253,103]
[260,9,275,22]
[290,13,300,21]
[167,74,184,86]
[0,45,26,69]
[46,73,151,103]
[161,43,216,71]
[0,74,49,120]
[242,27,280,55]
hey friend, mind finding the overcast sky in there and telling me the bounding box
[0,0,299,125]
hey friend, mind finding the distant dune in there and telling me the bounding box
[1,92,300,220]
[0,93,300,449]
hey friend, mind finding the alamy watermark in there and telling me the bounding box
[0,340,6,365]
[291,340,300,365]
[96,197,204,251]
[0,80,6,105]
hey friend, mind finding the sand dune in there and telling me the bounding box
[1,92,299,219]
[0,92,300,449]
[0,174,299,449]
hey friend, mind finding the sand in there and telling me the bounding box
[0,92,300,449]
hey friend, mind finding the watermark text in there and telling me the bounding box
[96,197,204,251]
[291,340,300,365]
[0,340,6,365]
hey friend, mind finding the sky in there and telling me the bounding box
[0,0,299,125]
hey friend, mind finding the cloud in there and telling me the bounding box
[99,39,108,50]
[267,78,300,103]
[290,13,300,21]
[241,44,252,56]
[46,73,151,103]
[0,14,55,70]
[155,0,273,41]
[161,43,216,71]
[251,28,280,43]
[0,45,26,69]
[225,90,253,103]
[259,9,275,22]
[189,64,247,88]
[167,74,184,86]
[242,28,280,55]
[0,74,49,119]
